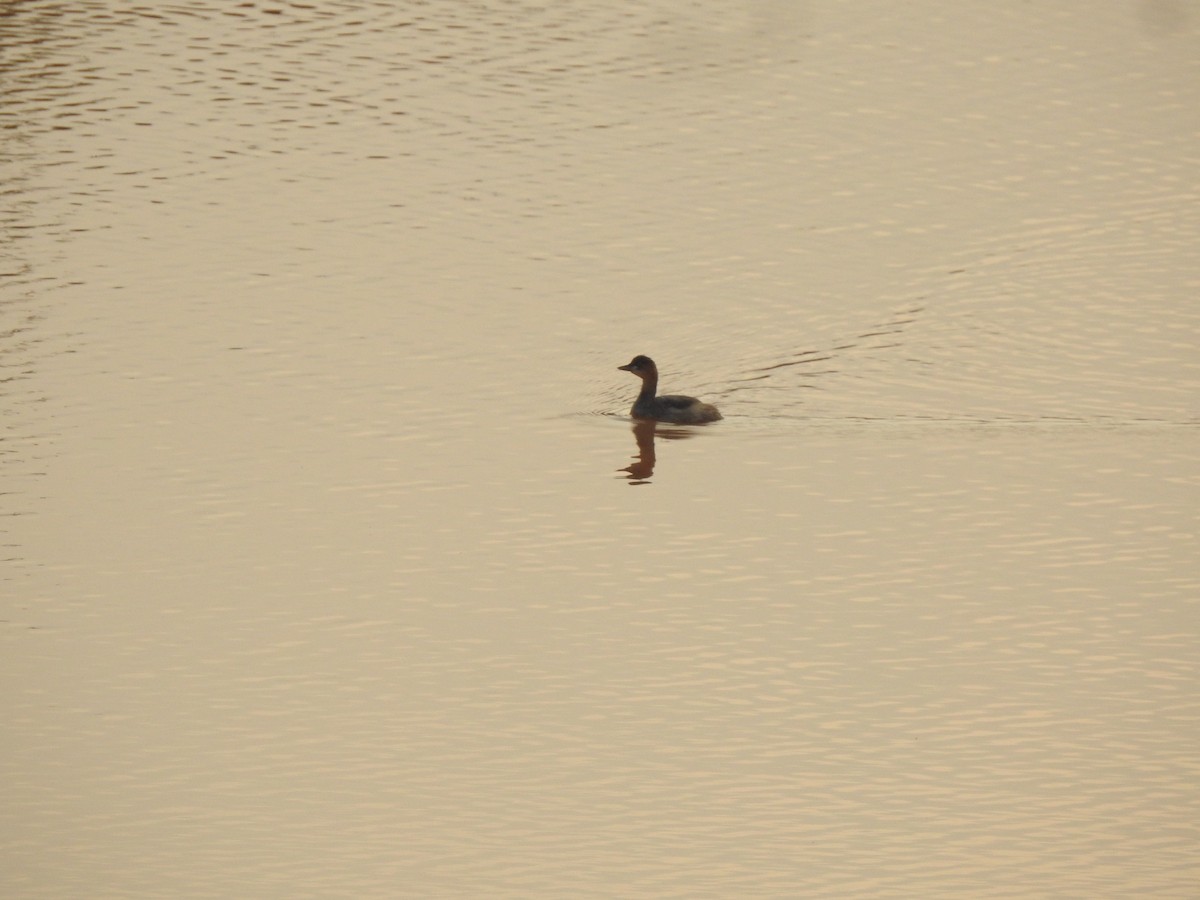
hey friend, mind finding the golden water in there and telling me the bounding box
[2,2,1197,897]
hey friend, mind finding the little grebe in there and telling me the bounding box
[617,355,722,424]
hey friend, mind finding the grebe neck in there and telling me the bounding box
[636,372,658,402]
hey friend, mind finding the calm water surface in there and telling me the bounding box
[3,2,1198,897]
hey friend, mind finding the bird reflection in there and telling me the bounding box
[617,420,701,485]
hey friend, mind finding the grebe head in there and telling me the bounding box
[618,355,657,378]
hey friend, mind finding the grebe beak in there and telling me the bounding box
[617,363,633,371]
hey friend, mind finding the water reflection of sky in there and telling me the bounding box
[2,2,1197,897]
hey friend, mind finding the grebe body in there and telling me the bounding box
[617,355,722,424]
